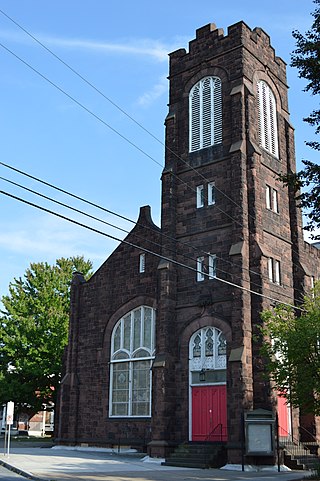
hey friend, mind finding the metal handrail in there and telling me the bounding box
[205,423,226,442]
[299,425,319,444]
[279,425,314,469]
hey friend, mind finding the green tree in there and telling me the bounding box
[0,256,92,416]
[283,0,320,239]
[260,282,320,415]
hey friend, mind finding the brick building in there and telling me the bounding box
[56,21,320,466]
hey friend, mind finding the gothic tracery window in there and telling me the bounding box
[189,326,227,371]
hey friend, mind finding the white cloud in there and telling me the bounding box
[0,214,118,265]
[136,75,168,107]
[0,28,173,62]
[45,36,169,62]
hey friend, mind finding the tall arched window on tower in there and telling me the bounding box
[257,80,279,157]
[109,306,156,417]
[189,76,222,152]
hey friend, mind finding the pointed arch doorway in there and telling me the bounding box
[189,326,227,442]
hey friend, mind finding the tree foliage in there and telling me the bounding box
[0,256,93,415]
[260,282,320,415]
[282,0,320,238]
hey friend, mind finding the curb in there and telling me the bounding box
[0,458,55,481]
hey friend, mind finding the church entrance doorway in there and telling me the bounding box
[189,326,227,442]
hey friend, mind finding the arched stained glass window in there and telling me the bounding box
[257,80,279,157]
[189,76,222,152]
[110,306,156,417]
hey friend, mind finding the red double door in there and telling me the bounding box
[192,385,227,441]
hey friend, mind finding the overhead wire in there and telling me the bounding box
[0,11,313,298]
[4,12,309,269]
[0,75,308,296]
[0,8,255,235]
[0,161,233,262]
[0,8,313,272]
[0,188,304,311]
[0,42,162,171]
[0,160,305,297]
[1,172,293,299]
[0,40,246,233]
[0,174,217,275]
[0,8,244,214]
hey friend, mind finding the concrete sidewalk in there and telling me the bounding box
[0,446,307,481]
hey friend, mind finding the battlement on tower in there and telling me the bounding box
[169,21,287,84]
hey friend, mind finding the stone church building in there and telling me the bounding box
[56,21,320,465]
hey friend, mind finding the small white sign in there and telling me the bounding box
[247,424,272,454]
[6,401,14,425]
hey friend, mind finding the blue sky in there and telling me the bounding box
[0,0,318,301]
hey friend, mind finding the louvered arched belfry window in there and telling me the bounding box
[257,80,279,157]
[189,76,222,152]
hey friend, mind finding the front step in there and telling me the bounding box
[284,452,320,471]
[282,441,320,471]
[162,442,227,469]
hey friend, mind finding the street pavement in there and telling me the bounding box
[0,441,308,481]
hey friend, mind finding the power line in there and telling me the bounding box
[0,174,253,290]
[0,174,133,234]
[0,16,250,231]
[0,42,164,171]
[1,41,243,228]
[0,173,287,297]
[0,161,239,263]
[1,9,311,263]
[0,188,304,311]
[0,8,245,215]
[0,188,209,274]
[0,14,312,292]
[0,161,144,226]
[0,161,307,296]
[0,174,210,271]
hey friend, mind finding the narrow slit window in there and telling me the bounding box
[139,253,146,273]
[208,182,216,205]
[197,254,216,281]
[196,185,204,208]
[208,254,216,279]
[268,257,281,285]
[273,189,279,213]
[266,185,279,213]
[274,260,281,285]
[268,258,274,283]
[197,256,205,282]
[266,185,272,210]
[311,276,315,298]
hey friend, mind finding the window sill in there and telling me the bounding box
[109,416,152,420]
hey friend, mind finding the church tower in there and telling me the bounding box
[150,21,314,464]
